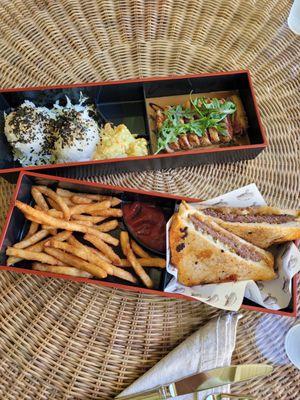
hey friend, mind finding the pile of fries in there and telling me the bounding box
[6,186,165,288]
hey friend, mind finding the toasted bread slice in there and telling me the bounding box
[170,203,275,286]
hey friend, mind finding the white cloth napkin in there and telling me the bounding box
[117,313,240,399]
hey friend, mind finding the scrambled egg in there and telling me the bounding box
[93,123,148,160]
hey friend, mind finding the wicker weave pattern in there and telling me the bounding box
[0,0,299,399]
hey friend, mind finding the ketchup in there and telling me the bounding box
[123,202,166,253]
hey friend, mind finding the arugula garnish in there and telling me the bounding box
[155,97,236,153]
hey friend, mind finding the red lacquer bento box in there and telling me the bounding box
[0,70,267,183]
[0,171,297,317]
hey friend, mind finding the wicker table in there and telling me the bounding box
[0,1,299,399]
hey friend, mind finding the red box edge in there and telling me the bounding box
[0,70,248,93]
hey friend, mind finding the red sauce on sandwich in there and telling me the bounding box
[123,201,166,253]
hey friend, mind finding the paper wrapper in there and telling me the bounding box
[165,184,300,312]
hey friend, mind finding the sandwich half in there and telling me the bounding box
[197,205,300,249]
[170,202,275,286]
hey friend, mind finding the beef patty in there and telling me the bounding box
[189,215,262,262]
[202,208,294,224]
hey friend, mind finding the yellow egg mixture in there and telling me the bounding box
[93,123,148,160]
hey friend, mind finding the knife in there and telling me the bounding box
[116,364,273,399]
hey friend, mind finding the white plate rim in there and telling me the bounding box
[285,324,300,369]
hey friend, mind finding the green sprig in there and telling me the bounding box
[155,96,236,153]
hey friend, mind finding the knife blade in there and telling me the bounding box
[175,364,273,394]
[116,364,273,399]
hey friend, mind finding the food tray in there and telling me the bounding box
[0,70,267,183]
[0,171,296,317]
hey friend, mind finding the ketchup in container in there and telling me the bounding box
[122,201,166,254]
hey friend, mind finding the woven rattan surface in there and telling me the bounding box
[0,1,299,399]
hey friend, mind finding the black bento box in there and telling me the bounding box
[0,70,267,183]
[0,172,296,317]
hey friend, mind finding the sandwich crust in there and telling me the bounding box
[170,203,275,286]
[198,206,300,248]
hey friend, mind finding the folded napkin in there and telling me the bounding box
[117,313,240,399]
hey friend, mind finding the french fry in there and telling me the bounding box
[68,234,93,251]
[96,232,118,246]
[41,226,58,234]
[84,234,122,266]
[31,187,49,210]
[85,194,114,201]
[43,231,72,247]
[13,229,49,249]
[48,196,73,208]
[72,215,107,223]
[74,220,94,227]
[32,202,56,235]
[47,240,114,275]
[24,221,39,240]
[6,248,49,266]
[67,235,86,248]
[44,247,107,279]
[63,197,74,206]
[7,231,72,265]
[110,266,137,283]
[45,216,95,227]
[73,194,121,207]
[86,196,121,206]
[69,200,111,216]
[56,188,121,205]
[89,208,123,218]
[40,212,59,234]
[68,236,112,263]
[56,189,121,204]
[70,238,135,282]
[27,211,53,232]
[47,198,60,210]
[56,188,100,200]
[6,247,64,265]
[26,214,44,225]
[120,258,166,268]
[43,230,72,247]
[32,263,93,278]
[120,231,153,288]
[15,201,118,245]
[42,222,117,245]
[71,195,93,204]
[86,195,121,207]
[110,197,122,207]
[137,257,166,268]
[49,230,73,242]
[28,215,57,236]
[94,219,118,232]
[7,257,20,266]
[56,188,75,197]
[130,240,150,258]
[48,198,64,209]
[72,194,121,207]
[34,186,71,220]
[47,209,64,218]
[120,232,130,257]
[88,246,111,263]
[24,231,71,253]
